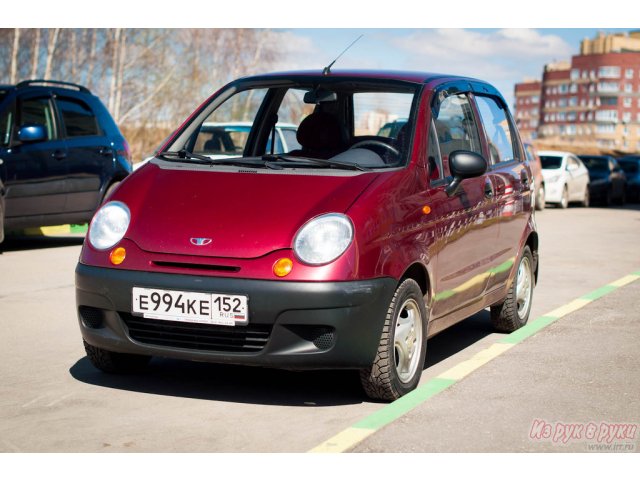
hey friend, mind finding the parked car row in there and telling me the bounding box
[523,142,637,209]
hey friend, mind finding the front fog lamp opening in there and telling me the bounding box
[293,214,353,265]
[88,201,130,251]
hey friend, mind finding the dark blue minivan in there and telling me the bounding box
[0,80,131,243]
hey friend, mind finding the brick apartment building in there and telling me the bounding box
[514,31,640,153]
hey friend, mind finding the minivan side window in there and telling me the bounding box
[475,95,515,164]
[57,97,100,137]
[434,94,482,160]
[19,97,55,140]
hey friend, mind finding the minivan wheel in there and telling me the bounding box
[491,246,534,333]
[83,340,150,373]
[360,279,428,401]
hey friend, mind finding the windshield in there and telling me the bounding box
[580,157,609,171]
[619,161,639,175]
[540,155,563,169]
[164,79,420,170]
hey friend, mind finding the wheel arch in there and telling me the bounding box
[399,262,430,297]
[525,231,539,284]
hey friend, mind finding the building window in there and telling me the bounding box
[571,69,580,80]
[596,124,615,134]
[531,95,540,103]
[558,112,566,121]
[600,97,618,106]
[558,84,569,94]
[569,97,578,106]
[558,99,567,107]
[625,68,634,79]
[579,113,585,121]
[625,83,633,93]
[590,70,597,79]
[582,71,588,79]
[580,99,586,107]
[624,97,632,107]
[565,125,577,135]
[622,112,631,123]
[598,82,619,93]
[544,114,549,122]
[598,66,621,78]
[587,112,593,121]
[570,84,578,93]
[567,112,577,121]
[595,110,618,122]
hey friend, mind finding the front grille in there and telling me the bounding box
[120,313,271,353]
[152,261,240,273]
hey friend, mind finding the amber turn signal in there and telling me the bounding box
[273,258,293,277]
[109,247,126,265]
[422,205,432,215]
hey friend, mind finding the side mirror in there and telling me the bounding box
[445,150,488,196]
[18,123,47,143]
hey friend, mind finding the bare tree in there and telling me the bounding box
[44,28,60,80]
[9,28,20,84]
[30,28,40,78]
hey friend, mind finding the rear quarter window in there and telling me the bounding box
[57,97,100,137]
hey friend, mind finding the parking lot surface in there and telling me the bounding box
[0,205,638,452]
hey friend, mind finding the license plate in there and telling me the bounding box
[132,287,248,326]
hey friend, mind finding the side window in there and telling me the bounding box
[434,93,482,160]
[269,88,310,154]
[475,95,515,164]
[194,88,268,155]
[57,97,100,137]
[0,104,14,147]
[427,120,443,180]
[568,157,579,170]
[19,97,55,140]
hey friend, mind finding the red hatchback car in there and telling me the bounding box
[76,70,539,401]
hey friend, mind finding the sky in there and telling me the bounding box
[2,0,634,111]
[270,28,634,109]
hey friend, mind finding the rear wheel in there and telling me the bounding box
[580,187,590,207]
[559,185,569,209]
[535,184,546,211]
[360,279,428,401]
[84,340,150,373]
[491,246,534,333]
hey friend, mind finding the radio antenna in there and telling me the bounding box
[323,34,364,76]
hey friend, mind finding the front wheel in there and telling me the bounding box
[535,184,546,211]
[84,340,150,373]
[559,185,569,209]
[360,279,428,401]
[491,246,535,333]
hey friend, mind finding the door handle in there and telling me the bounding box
[52,150,67,160]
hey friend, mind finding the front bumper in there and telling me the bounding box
[76,264,396,370]
[544,180,564,203]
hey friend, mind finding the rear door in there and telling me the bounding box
[567,155,588,200]
[428,92,499,319]
[56,95,111,215]
[473,94,531,293]
[3,94,68,221]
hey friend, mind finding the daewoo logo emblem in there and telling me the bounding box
[190,237,212,246]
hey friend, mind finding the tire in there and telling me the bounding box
[535,184,546,211]
[360,279,428,401]
[491,246,535,333]
[84,340,150,373]
[102,181,121,204]
[580,187,590,207]
[559,185,568,209]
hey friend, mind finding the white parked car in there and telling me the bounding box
[134,122,300,170]
[538,150,590,208]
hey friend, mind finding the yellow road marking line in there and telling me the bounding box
[436,343,514,381]
[545,298,592,319]
[309,427,375,453]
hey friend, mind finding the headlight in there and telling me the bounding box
[88,201,131,250]
[293,213,354,265]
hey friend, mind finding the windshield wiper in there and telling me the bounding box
[263,154,371,172]
[159,150,285,169]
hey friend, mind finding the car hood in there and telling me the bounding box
[118,162,378,258]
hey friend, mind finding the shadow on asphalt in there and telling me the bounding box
[0,234,84,253]
[69,310,494,407]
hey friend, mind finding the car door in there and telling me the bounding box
[568,156,589,201]
[428,92,498,320]
[473,94,530,293]
[55,95,110,215]
[610,158,626,199]
[2,94,68,222]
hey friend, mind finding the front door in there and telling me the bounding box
[2,95,68,224]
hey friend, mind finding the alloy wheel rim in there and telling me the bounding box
[516,256,532,319]
[394,298,423,383]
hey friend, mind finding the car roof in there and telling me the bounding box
[235,69,500,92]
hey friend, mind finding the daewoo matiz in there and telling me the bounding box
[76,70,539,401]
